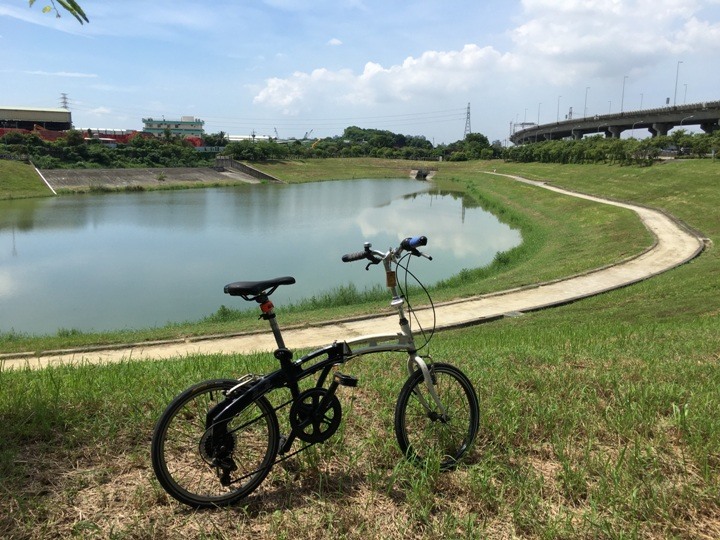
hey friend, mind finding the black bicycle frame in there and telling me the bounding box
[205,243,439,455]
[206,340,349,430]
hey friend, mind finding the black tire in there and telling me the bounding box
[394,363,479,470]
[151,378,279,508]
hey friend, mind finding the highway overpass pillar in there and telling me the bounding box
[650,123,671,137]
[701,121,719,134]
[608,126,623,138]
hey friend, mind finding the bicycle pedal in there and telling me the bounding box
[334,372,358,387]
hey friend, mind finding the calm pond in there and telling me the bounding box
[0,179,521,335]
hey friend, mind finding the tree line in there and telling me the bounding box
[222,128,498,162]
[0,130,215,169]
[505,129,720,165]
[2,124,718,169]
[0,126,499,168]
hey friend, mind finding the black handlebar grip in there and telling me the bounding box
[342,251,367,262]
[400,235,428,250]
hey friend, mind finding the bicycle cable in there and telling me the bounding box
[395,252,436,352]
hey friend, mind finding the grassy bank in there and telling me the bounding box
[1,159,718,538]
[0,159,649,354]
[252,157,429,182]
[0,160,53,199]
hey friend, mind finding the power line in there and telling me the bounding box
[69,101,470,138]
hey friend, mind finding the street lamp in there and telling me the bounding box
[673,60,683,106]
[621,75,628,112]
[680,115,694,126]
[631,120,644,138]
[557,95,562,122]
[584,87,590,118]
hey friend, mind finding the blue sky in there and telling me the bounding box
[1,0,719,144]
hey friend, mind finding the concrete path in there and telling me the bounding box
[1,174,705,371]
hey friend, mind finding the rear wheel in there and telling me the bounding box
[151,379,279,507]
[394,363,479,470]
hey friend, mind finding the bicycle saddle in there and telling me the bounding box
[224,276,296,298]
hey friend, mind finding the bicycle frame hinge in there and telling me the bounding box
[391,296,404,307]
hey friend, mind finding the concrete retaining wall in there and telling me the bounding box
[40,167,260,191]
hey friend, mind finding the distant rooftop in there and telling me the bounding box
[0,106,70,113]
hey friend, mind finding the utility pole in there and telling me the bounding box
[463,103,472,138]
[59,93,70,109]
[673,60,683,106]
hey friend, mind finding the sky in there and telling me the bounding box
[1,0,719,145]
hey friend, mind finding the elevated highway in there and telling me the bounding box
[510,101,720,144]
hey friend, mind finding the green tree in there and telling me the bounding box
[29,0,88,24]
[63,129,85,147]
[202,131,228,147]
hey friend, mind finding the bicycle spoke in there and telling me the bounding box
[151,380,279,507]
[395,364,479,469]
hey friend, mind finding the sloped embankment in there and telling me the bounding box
[40,167,260,191]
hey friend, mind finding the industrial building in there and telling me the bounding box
[141,116,205,138]
[0,107,72,131]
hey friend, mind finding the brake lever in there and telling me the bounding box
[411,248,433,261]
[364,259,381,271]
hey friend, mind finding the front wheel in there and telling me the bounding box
[151,378,279,508]
[394,363,479,470]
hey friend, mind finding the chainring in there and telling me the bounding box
[289,388,342,443]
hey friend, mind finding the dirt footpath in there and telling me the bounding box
[1,173,707,370]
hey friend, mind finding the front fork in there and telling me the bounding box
[407,355,448,418]
[389,276,447,418]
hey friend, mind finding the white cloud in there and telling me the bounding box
[89,83,140,93]
[679,16,720,48]
[252,0,720,116]
[25,70,98,78]
[88,107,112,115]
[253,68,357,112]
[327,37,343,46]
[0,269,16,300]
[510,0,718,81]
[254,44,509,111]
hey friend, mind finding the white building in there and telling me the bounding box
[142,116,204,137]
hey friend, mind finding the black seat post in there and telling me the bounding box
[257,294,287,350]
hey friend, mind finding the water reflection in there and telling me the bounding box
[0,179,520,335]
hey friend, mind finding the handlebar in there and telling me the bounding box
[341,251,368,263]
[400,235,427,250]
[341,235,432,265]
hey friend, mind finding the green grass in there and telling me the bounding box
[1,158,719,538]
[251,157,429,183]
[0,160,53,199]
[0,159,650,354]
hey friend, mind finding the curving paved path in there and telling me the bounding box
[1,174,706,371]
